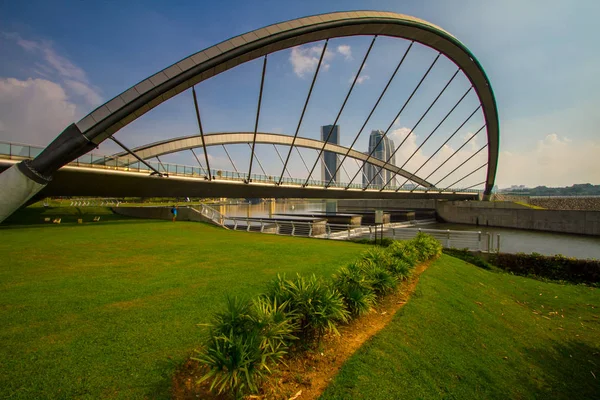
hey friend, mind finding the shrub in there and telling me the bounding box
[412,232,442,261]
[388,240,420,267]
[362,262,397,296]
[332,262,378,317]
[490,252,600,284]
[387,257,413,280]
[194,329,267,397]
[443,248,496,271]
[194,296,297,397]
[361,247,395,270]
[265,274,349,343]
[209,296,254,337]
[350,237,394,247]
[378,237,395,247]
[249,297,298,353]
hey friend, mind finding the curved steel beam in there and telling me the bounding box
[109,132,435,188]
[71,11,498,194]
[1,11,499,222]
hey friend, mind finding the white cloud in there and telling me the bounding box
[337,44,352,60]
[496,133,600,187]
[64,79,102,106]
[0,32,104,146]
[289,44,334,78]
[350,74,370,85]
[3,32,102,107]
[0,78,77,145]
[376,128,599,190]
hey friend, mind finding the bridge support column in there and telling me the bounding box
[0,123,96,222]
[0,163,48,222]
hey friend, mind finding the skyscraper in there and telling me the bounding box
[321,125,340,183]
[363,130,396,188]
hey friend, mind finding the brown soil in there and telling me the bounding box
[172,262,430,400]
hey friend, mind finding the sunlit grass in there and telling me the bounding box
[0,219,364,399]
[321,255,599,399]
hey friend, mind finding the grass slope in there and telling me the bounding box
[321,255,599,400]
[0,220,364,399]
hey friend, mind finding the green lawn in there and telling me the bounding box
[0,219,364,399]
[321,255,599,399]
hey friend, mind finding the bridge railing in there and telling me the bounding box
[194,204,227,227]
[0,141,483,194]
[219,215,484,251]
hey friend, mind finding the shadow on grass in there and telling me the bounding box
[147,357,184,400]
[1,206,134,226]
[522,341,599,399]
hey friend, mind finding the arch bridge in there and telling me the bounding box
[0,10,499,221]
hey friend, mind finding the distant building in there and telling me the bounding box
[363,130,396,188]
[321,125,340,183]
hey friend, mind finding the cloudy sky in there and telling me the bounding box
[0,0,598,189]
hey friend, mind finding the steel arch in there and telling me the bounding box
[2,11,500,223]
[37,11,498,193]
[110,132,436,188]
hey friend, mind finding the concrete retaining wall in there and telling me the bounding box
[112,206,219,225]
[337,199,437,210]
[436,201,600,236]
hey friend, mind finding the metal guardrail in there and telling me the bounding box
[0,140,484,194]
[195,204,228,227]
[216,214,495,252]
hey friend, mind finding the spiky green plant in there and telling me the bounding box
[249,296,298,353]
[265,274,349,343]
[386,257,414,280]
[210,296,254,337]
[361,247,394,270]
[388,240,420,267]
[412,232,442,260]
[194,330,272,397]
[333,262,377,317]
[363,263,397,296]
[194,296,297,397]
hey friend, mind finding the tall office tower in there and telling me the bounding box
[321,125,340,183]
[363,130,396,188]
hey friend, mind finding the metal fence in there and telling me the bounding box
[0,140,483,194]
[196,203,228,227]
[211,214,497,252]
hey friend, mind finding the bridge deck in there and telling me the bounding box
[0,159,478,200]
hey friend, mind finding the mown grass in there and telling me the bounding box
[0,219,364,399]
[321,255,599,400]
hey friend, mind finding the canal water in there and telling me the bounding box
[411,223,600,260]
[211,200,329,218]
[212,201,600,260]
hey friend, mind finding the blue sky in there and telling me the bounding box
[1,0,598,188]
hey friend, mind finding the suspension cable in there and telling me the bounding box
[325,41,414,188]
[386,86,473,192]
[370,68,461,191]
[304,36,378,187]
[277,40,329,185]
[400,105,481,190]
[247,55,268,182]
[345,52,441,190]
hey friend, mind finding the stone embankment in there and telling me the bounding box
[490,194,600,211]
[528,197,600,211]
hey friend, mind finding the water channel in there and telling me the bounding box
[211,200,600,260]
